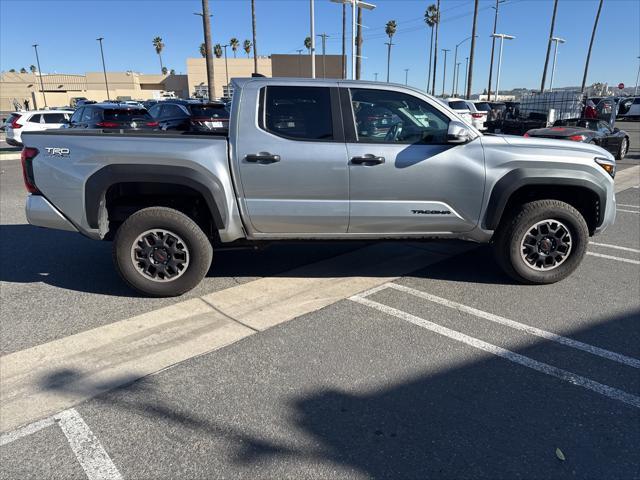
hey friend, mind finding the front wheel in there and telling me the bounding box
[492,200,589,284]
[113,207,213,297]
[616,137,628,160]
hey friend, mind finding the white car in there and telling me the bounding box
[464,100,488,131]
[443,98,474,126]
[5,110,73,146]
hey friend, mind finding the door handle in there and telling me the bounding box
[351,155,385,165]
[245,153,281,164]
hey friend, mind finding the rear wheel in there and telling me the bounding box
[113,207,212,297]
[616,137,628,160]
[492,200,589,284]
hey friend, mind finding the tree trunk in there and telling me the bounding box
[466,0,479,99]
[427,26,434,92]
[431,0,440,95]
[341,4,346,79]
[355,7,362,80]
[581,0,603,93]
[386,40,392,82]
[251,0,258,74]
[540,0,558,92]
[158,53,164,72]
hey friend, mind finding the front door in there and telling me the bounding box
[341,86,486,234]
[235,84,349,234]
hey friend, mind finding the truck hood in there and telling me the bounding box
[485,133,612,159]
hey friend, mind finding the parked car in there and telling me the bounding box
[21,78,617,296]
[617,96,640,121]
[142,100,159,110]
[66,103,157,130]
[148,100,229,132]
[460,100,487,131]
[5,110,73,146]
[443,98,473,125]
[524,118,629,160]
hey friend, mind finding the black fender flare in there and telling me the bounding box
[84,164,226,229]
[483,168,608,230]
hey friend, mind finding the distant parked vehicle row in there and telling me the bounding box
[5,110,73,146]
[66,104,157,130]
[147,100,229,133]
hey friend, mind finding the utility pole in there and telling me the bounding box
[464,56,469,99]
[581,0,603,93]
[466,0,479,100]
[385,40,394,82]
[404,68,409,85]
[222,44,229,97]
[454,62,461,96]
[355,6,362,79]
[310,0,316,78]
[331,0,375,80]
[318,33,329,78]
[296,49,303,77]
[441,48,450,96]
[32,44,47,108]
[341,3,346,78]
[195,0,215,100]
[487,0,504,101]
[540,0,559,92]
[251,0,258,74]
[96,37,110,101]
[635,56,640,95]
[431,0,440,95]
[374,72,378,81]
[549,37,565,92]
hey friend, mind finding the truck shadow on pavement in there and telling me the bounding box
[36,309,640,479]
[0,224,518,296]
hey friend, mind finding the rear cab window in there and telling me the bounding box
[474,102,491,112]
[259,86,333,141]
[190,104,229,119]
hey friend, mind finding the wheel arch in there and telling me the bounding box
[484,168,607,235]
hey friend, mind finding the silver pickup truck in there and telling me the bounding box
[21,78,617,296]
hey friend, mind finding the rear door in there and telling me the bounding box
[234,83,349,234]
[341,85,485,234]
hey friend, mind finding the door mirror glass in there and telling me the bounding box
[447,121,472,144]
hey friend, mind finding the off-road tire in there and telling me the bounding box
[113,207,212,297]
[492,200,589,284]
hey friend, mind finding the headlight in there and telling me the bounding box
[595,156,616,178]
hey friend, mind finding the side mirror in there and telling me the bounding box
[447,121,472,144]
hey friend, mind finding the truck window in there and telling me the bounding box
[348,88,449,145]
[260,86,333,141]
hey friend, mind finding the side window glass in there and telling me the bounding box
[70,108,83,123]
[260,86,333,141]
[349,88,450,144]
[28,114,42,123]
[43,113,66,124]
[81,108,94,123]
[164,104,187,117]
[148,105,161,117]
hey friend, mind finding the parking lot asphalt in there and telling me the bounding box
[1,124,639,479]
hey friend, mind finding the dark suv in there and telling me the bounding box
[66,103,158,130]
[148,100,229,132]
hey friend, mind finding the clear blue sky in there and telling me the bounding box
[1,0,638,94]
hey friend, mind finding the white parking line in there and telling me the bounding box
[590,242,640,253]
[617,208,639,214]
[0,409,123,480]
[616,204,639,209]
[350,295,640,409]
[587,252,640,265]
[56,409,123,480]
[384,283,640,369]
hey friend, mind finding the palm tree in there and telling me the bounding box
[162,66,168,75]
[251,0,258,74]
[230,37,240,58]
[214,43,223,59]
[341,3,346,79]
[200,43,207,58]
[170,68,176,75]
[385,20,397,82]
[152,36,165,72]
[9,68,16,72]
[431,0,441,95]
[304,37,312,54]
[29,64,37,73]
[466,0,479,99]
[581,0,604,92]
[243,39,252,57]
[424,4,439,93]
[20,67,27,73]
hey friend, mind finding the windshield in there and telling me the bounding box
[448,101,468,110]
[556,119,598,130]
[190,104,229,119]
[104,109,152,121]
[474,102,491,112]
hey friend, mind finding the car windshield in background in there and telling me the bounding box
[190,104,229,118]
[558,119,598,130]
[474,102,491,111]
[448,101,469,110]
[104,109,152,121]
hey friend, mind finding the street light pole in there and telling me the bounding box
[635,56,640,95]
[296,49,303,77]
[404,68,409,85]
[374,72,378,81]
[549,36,565,92]
[331,0,375,80]
[454,62,461,96]
[491,33,515,100]
[317,33,329,78]
[96,37,110,101]
[441,48,450,97]
[310,0,316,78]
[464,56,469,99]
[195,1,215,100]
[453,36,473,98]
[32,44,47,108]
[222,44,229,97]
[487,0,505,101]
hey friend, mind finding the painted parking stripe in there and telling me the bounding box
[589,242,640,254]
[56,409,123,480]
[617,208,639,214]
[616,204,639,209]
[350,295,640,409]
[384,283,640,369]
[587,252,640,265]
[0,416,55,447]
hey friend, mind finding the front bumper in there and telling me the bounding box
[26,195,78,232]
